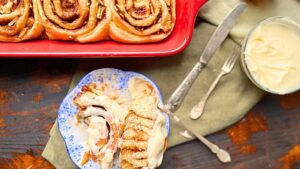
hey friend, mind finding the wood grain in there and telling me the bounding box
[0,59,300,169]
[0,59,77,168]
[161,93,300,169]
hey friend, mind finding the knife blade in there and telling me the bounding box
[165,2,247,112]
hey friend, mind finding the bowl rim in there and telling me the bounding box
[241,16,300,95]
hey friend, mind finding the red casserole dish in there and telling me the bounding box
[0,0,207,58]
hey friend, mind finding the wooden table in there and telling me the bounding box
[0,59,299,169]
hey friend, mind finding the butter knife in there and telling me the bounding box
[165,2,247,112]
[158,2,247,163]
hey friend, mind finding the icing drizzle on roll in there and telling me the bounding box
[73,78,168,169]
[35,0,111,42]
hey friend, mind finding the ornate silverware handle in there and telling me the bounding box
[166,61,206,112]
[165,2,247,113]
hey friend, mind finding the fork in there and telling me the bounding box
[190,45,241,120]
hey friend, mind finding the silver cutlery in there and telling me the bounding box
[158,2,247,163]
[190,45,241,120]
[157,103,232,163]
[164,3,247,113]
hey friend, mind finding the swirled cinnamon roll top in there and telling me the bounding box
[1,0,176,43]
[0,0,43,42]
[109,0,176,43]
[35,0,111,42]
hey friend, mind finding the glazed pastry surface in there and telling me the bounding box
[0,0,43,42]
[0,0,176,43]
[73,78,167,169]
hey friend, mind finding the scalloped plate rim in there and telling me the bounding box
[57,68,170,169]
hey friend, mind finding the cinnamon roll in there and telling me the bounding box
[120,78,168,169]
[35,0,111,43]
[0,0,43,42]
[73,78,168,169]
[74,82,127,168]
[109,0,176,43]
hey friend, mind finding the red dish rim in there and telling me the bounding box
[0,0,207,58]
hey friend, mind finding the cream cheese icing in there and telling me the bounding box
[244,17,300,94]
[76,77,167,169]
[128,78,167,169]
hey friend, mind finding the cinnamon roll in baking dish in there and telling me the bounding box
[0,0,176,43]
[109,0,176,43]
[0,0,43,42]
[35,0,111,42]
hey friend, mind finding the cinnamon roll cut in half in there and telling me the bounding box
[109,0,176,43]
[120,78,168,169]
[35,0,111,42]
[73,78,168,169]
[0,0,43,42]
[74,83,127,168]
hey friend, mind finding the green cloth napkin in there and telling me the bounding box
[42,0,300,168]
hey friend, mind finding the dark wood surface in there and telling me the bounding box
[0,59,299,169]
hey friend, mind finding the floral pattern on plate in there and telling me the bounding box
[57,68,169,169]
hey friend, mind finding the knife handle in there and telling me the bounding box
[166,61,206,112]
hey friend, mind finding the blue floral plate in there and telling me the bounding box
[57,68,170,169]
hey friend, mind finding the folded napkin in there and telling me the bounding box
[42,0,300,168]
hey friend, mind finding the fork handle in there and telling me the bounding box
[190,72,224,119]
